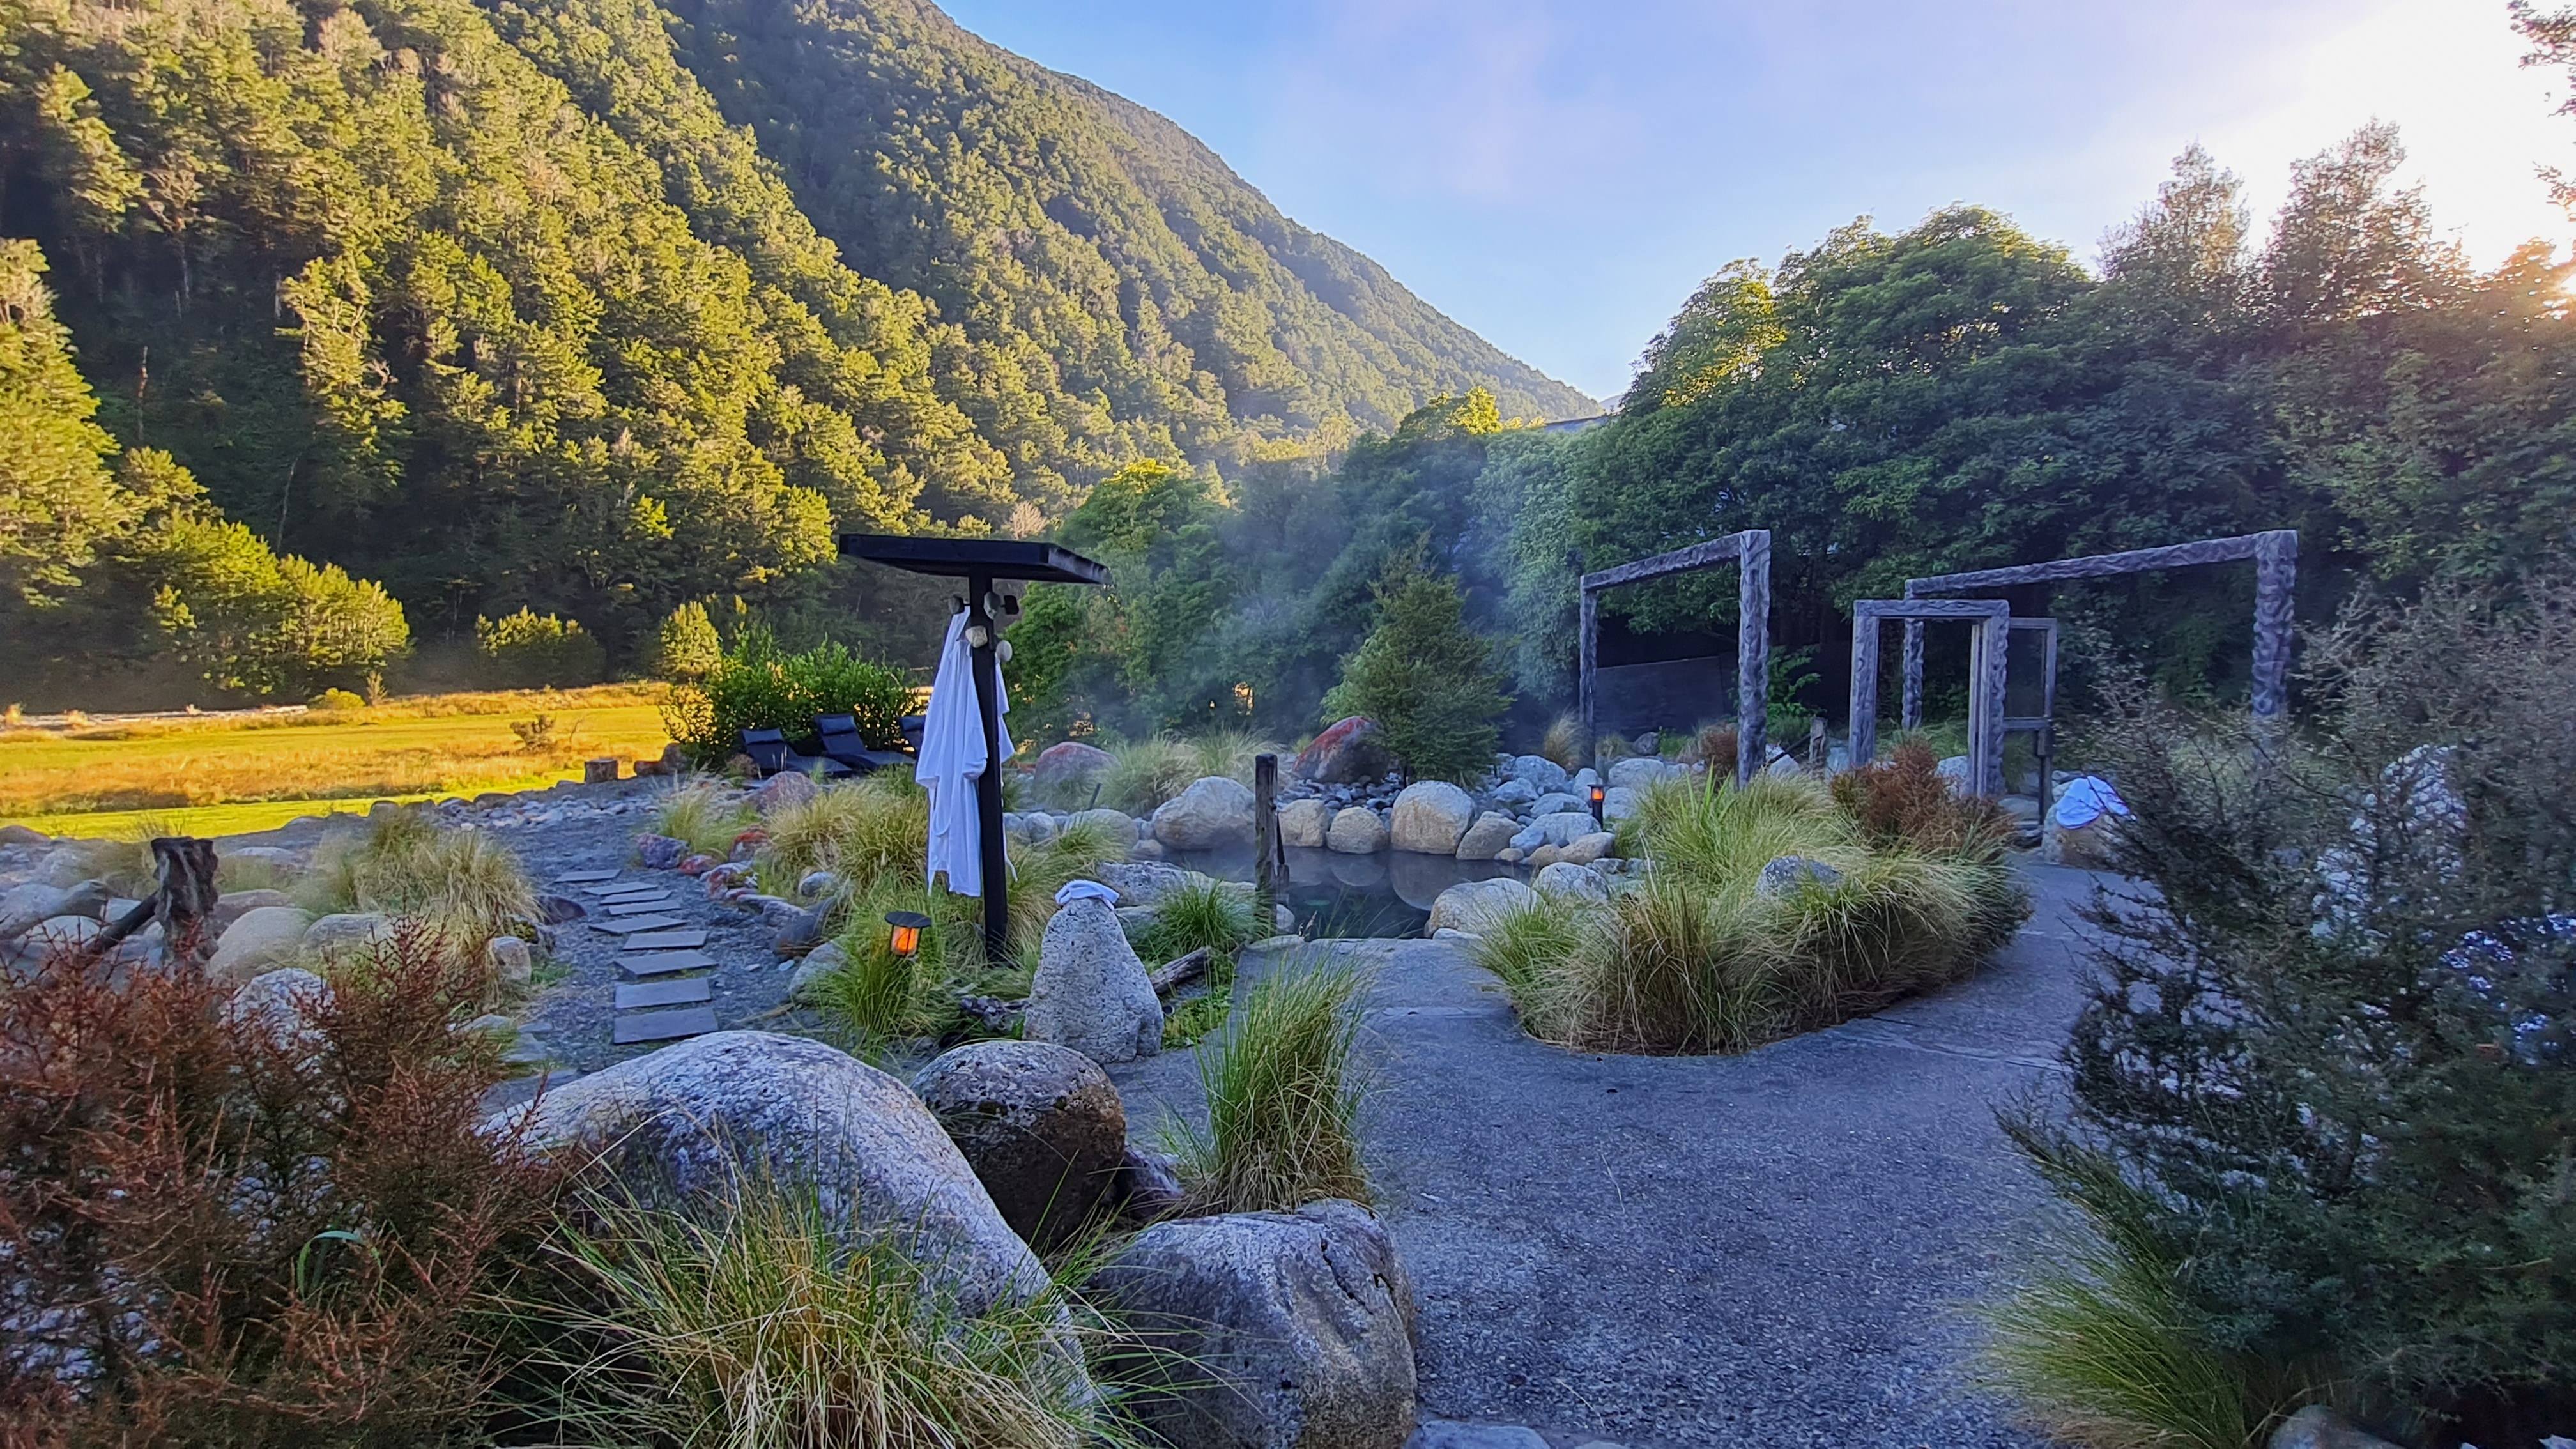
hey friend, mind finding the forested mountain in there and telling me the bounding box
[0,0,1588,704]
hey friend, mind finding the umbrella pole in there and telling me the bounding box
[968,573,1010,961]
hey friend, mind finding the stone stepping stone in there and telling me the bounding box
[618,949,716,977]
[579,881,645,896]
[613,1006,717,1045]
[591,914,684,935]
[604,898,681,917]
[616,976,712,1010]
[555,868,622,884]
[596,887,671,903]
[622,928,709,951]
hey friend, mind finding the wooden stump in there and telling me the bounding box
[583,758,620,784]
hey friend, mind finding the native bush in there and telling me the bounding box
[663,625,910,767]
[1985,577,2576,1449]
[0,926,564,1444]
[474,608,606,689]
[654,600,723,683]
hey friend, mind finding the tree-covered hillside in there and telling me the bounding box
[0,0,1590,703]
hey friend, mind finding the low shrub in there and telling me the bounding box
[1987,577,2576,1448]
[1477,773,2026,1054]
[1830,738,2014,854]
[1169,959,1368,1215]
[516,1170,1131,1449]
[475,608,606,689]
[310,686,365,710]
[300,808,535,958]
[0,926,564,1442]
[654,599,723,684]
[662,626,910,767]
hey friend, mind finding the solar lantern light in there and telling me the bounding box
[884,910,931,958]
[1588,783,1606,824]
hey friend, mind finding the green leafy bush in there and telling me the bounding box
[1321,548,1510,783]
[475,609,606,689]
[1986,578,2576,1448]
[141,510,412,700]
[663,626,910,767]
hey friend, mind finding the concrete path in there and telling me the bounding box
[1107,862,2109,1449]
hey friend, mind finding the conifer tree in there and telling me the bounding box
[1322,547,1511,782]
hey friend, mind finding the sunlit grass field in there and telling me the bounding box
[0,685,676,839]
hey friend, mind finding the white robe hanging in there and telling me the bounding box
[918,610,1012,896]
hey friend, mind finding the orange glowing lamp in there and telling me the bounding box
[884,910,931,958]
[1588,783,1606,823]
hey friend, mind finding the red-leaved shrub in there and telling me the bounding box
[0,924,565,1448]
[1830,738,2015,855]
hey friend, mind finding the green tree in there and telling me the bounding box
[0,240,137,603]
[475,610,606,690]
[654,600,724,683]
[1321,549,1510,782]
[142,513,411,698]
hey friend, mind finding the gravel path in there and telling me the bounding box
[1107,862,2106,1449]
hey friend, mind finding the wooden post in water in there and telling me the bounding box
[1253,753,1280,925]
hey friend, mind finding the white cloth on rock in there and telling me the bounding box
[918,611,1013,897]
[2054,776,2129,829]
[1054,879,1119,907]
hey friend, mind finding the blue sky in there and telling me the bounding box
[939,0,2573,407]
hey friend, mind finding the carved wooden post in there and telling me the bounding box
[1900,619,1924,732]
[86,836,219,965]
[1566,583,1586,763]
[1848,611,1880,769]
[1734,529,1770,787]
[1973,613,2010,799]
[2251,529,2297,731]
[1253,753,1280,923]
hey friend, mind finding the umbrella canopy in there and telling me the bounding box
[918,610,1013,896]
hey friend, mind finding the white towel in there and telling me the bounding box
[917,612,1015,896]
[1054,879,1121,906]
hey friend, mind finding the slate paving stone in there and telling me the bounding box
[555,868,621,884]
[615,976,713,1009]
[579,882,642,896]
[622,928,709,951]
[618,949,716,977]
[613,1006,717,1044]
[605,898,680,916]
[591,914,684,935]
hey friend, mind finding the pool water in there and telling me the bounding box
[1159,843,1532,939]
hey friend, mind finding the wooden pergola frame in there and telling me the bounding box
[1848,599,2010,797]
[1579,530,1770,788]
[1898,530,2299,730]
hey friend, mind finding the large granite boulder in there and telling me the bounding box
[1293,717,1393,785]
[749,770,818,815]
[227,967,334,1053]
[914,1040,1128,1247]
[1528,832,1617,870]
[1098,859,1191,907]
[1326,808,1388,855]
[1532,861,1610,904]
[1033,740,1118,794]
[220,845,307,881]
[484,1030,1048,1314]
[1514,811,1599,852]
[302,912,393,959]
[1388,782,1475,855]
[1606,756,1676,791]
[2267,1407,2406,1449]
[1452,812,1518,862]
[1068,807,1139,843]
[1154,776,1258,850]
[211,889,295,932]
[1425,877,1536,936]
[208,905,314,983]
[1507,755,1569,794]
[1089,1199,1417,1449]
[1755,855,1844,899]
[1278,798,1330,850]
[486,934,535,986]
[1023,897,1163,1063]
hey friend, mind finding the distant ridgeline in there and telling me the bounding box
[0,0,1590,702]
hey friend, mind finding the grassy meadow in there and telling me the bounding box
[0,685,675,839]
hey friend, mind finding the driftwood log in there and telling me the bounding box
[1149,947,1212,997]
[85,837,220,964]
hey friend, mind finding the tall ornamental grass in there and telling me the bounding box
[1169,960,1368,1215]
[298,808,535,962]
[656,779,758,859]
[1474,772,2026,1054]
[520,1174,1131,1449]
[1085,729,1283,814]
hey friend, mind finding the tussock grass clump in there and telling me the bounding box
[1089,730,1285,814]
[656,779,757,859]
[755,773,931,897]
[72,816,182,896]
[1004,815,1130,951]
[1478,772,2026,1054]
[1170,960,1368,1215]
[299,809,535,954]
[523,1174,1127,1449]
[1131,877,1261,964]
[1539,712,1587,770]
[813,877,976,1048]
